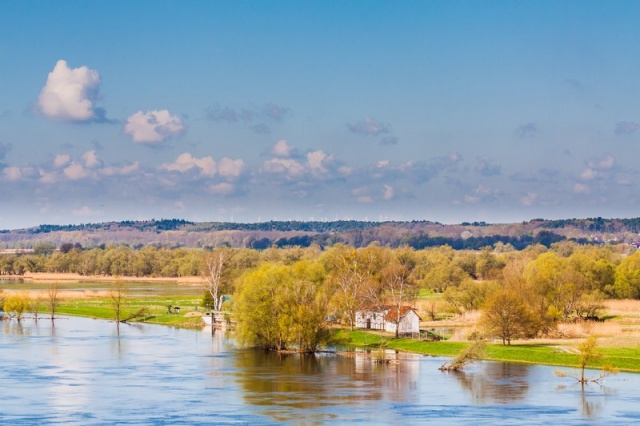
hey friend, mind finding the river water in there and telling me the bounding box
[1,316,639,425]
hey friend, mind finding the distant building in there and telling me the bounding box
[355,305,421,334]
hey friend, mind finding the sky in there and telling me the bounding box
[1,1,640,229]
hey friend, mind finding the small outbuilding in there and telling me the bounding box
[355,305,421,334]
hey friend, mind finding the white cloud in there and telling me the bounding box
[272,139,294,157]
[3,167,22,181]
[53,154,71,168]
[101,161,140,176]
[82,150,101,168]
[125,110,185,143]
[306,150,331,175]
[262,158,305,177]
[39,169,58,184]
[218,158,244,178]
[580,154,615,181]
[209,182,235,195]
[162,153,216,176]
[63,162,89,180]
[37,60,102,122]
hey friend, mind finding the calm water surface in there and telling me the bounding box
[1,316,639,425]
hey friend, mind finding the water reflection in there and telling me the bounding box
[3,316,640,425]
[3,319,27,335]
[233,349,420,422]
[452,361,530,404]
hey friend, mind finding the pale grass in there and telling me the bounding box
[21,272,205,285]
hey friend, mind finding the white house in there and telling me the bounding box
[355,305,421,334]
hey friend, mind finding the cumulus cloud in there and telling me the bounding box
[516,122,537,138]
[37,60,103,122]
[53,154,71,168]
[579,154,615,181]
[63,162,89,180]
[162,153,216,176]
[125,110,185,144]
[101,161,140,176]
[218,158,244,178]
[272,140,295,157]
[262,158,305,177]
[615,121,638,136]
[306,151,333,176]
[82,150,101,168]
[348,118,389,136]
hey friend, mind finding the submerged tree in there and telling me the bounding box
[233,260,331,352]
[439,339,485,371]
[48,282,60,321]
[3,291,30,321]
[555,336,618,385]
[110,280,126,333]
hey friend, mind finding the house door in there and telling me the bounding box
[366,318,371,329]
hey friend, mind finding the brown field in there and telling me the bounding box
[18,272,205,285]
[414,298,640,349]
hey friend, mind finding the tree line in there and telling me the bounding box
[4,240,640,350]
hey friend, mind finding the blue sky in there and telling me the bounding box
[1,1,640,228]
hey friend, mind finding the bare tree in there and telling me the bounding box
[110,280,127,333]
[202,249,230,313]
[31,292,43,321]
[379,259,418,338]
[47,282,60,321]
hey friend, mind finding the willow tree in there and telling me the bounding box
[233,260,331,352]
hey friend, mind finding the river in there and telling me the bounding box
[1,316,639,425]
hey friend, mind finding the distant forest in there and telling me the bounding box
[1,216,639,251]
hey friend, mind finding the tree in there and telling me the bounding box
[480,289,540,345]
[614,251,640,298]
[324,245,382,330]
[555,335,618,385]
[202,249,232,313]
[3,291,30,320]
[48,282,60,321]
[233,261,331,352]
[378,249,418,338]
[110,280,127,333]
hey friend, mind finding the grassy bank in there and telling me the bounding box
[334,330,640,373]
[56,296,205,328]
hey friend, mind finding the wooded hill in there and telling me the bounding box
[1,216,639,251]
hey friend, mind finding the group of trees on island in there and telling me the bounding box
[3,238,640,350]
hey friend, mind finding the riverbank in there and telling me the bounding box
[336,329,640,373]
